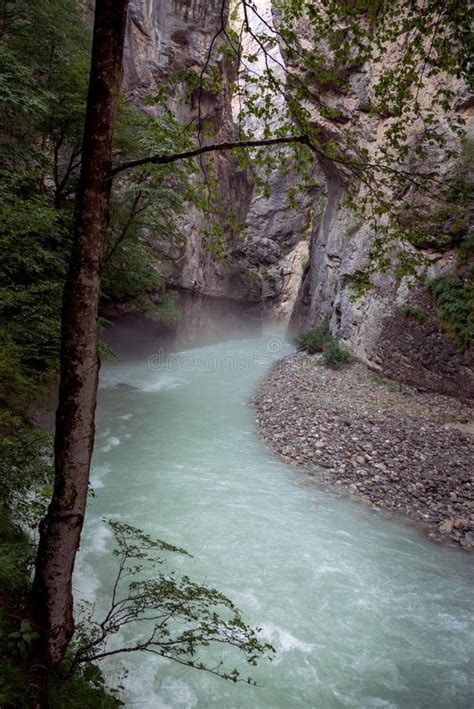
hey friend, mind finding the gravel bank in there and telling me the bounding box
[253,353,474,550]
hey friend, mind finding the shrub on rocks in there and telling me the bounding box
[295,321,332,354]
[322,339,351,369]
[296,321,350,369]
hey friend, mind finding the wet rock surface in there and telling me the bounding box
[253,353,474,550]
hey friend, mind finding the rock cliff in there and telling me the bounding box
[121,0,315,340]
[121,1,473,395]
[279,9,474,397]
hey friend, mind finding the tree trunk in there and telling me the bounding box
[32,0,129,672]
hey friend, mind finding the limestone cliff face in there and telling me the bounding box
[122,0,313,337]
[282,17,473,397]
[122,0,255,339]
[289,159,474,396]
[121,1,472,394]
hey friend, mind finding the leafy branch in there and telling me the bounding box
[109,134,311,177]
[71,522,274,685]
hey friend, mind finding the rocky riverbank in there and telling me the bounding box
[253,353,474,550]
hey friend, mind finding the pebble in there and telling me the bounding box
[253,353,474,551]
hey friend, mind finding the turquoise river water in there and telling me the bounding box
[76,334,474,708]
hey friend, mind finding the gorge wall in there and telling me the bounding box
[121,0,317,344]
[122,0,254,343]
[282,13,473,398]
[122,0,473,396]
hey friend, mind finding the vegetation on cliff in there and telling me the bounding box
[0,0,271,703]
[295,321,351,368]
[0,0,471,704]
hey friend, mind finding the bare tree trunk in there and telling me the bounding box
[32,0,129,672]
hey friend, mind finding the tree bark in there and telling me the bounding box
[32,0,129,672]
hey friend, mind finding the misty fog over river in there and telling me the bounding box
[76,332,473,708]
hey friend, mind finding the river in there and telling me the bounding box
[76,333,474,708]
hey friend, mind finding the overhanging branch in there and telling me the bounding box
[109,134,310,178]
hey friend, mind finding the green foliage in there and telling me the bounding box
[0,7,202,700]
[246,271,261,287]
[0,171,69,409]
[73,523,274,685]
[0,411,53,528]
[0,510,121,707]
[0,652,122,708]
[0,0,90,412]
[0,0,198,396]
[0,45,48,128]
[0,0,90,182]
[345,216,365,237]
[0,513,273,705]
[296,321,351,369]
[0,507,33,596]
[0,657,37,709]
[0,507,121,707]
[458,234,474,265]
[262,270,276,284]
[295,321,332,353]
[48,664,123,708]
[224,0,472,286]
[155,291,182,323]
[0,0,471,700]
[102,237,163,305]
[8,620,39,660]
[0,0,200,420]
[105,100,199,305]
[0,493,38,706]
[322,339,351,369]
[400,305,429,324]
[201,222,228,259]
[428,275,474,350]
